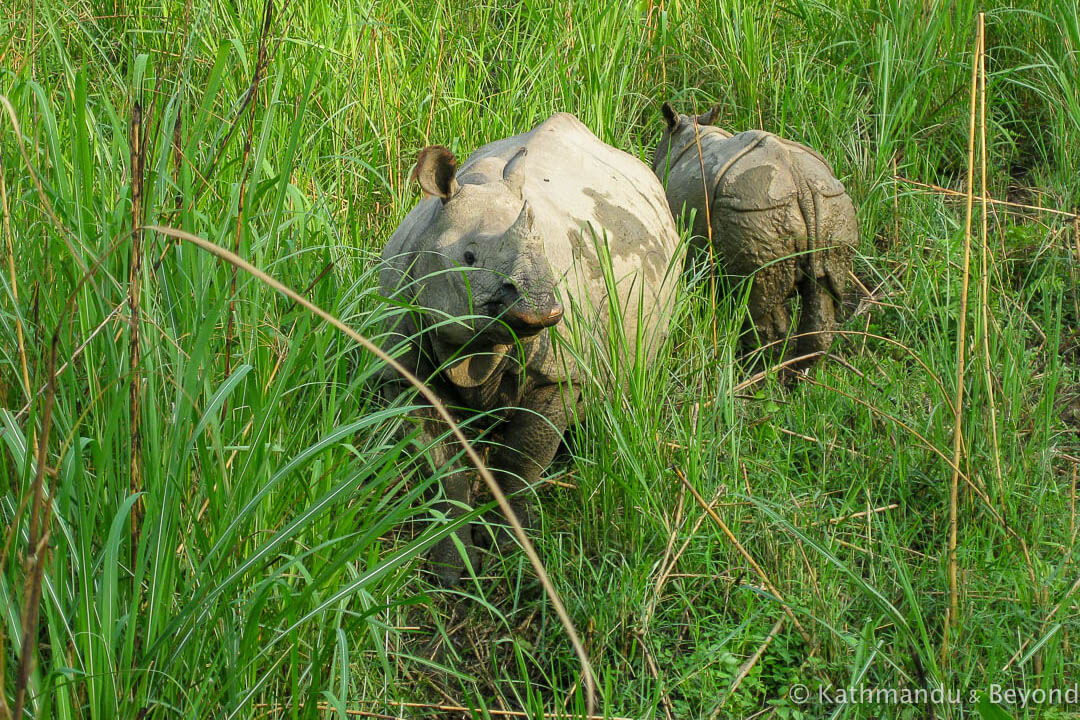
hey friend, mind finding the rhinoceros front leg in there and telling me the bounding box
[396,404,481,586]
[482,383,571,550]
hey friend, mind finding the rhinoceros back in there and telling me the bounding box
[460,113,684,378]
[661,127,856,300]
[711,131,855,298]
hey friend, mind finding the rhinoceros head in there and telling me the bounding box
[651,101,721,175]
[406,145,563,347]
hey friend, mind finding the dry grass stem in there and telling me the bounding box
[943,14,983,666]
[977,19,1004,496]
[894,176,1080,220]
[128,100,146,559]
[691,115,718,350]
[1001,572,1080,672]
[817,504,900,526]
[0,151,29,399]
[224,0,274,414]
[0,96,91,273]
[254,701,632,720]
[13,325,61,719]
[673,467,811,645]
[710,616,786,718]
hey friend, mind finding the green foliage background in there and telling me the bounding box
[1,0,1078,717]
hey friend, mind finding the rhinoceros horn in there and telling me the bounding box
[502,198,536,243]
[498,200,563,330]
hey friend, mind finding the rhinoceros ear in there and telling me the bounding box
[661,101,680,131]
[697,104,721,126]
[413,145,459,202]
[502,147,528,197]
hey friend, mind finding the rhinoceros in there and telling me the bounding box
[378,113,682,585]
[652,102,858,368]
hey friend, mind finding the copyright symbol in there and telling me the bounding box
[790,684,810,704]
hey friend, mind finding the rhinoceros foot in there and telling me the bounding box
[428,526,481,587]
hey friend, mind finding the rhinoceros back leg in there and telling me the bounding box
[794,274,837,367]
[744,256,797,358]
[792,182,856,370]
[482,383,571,552]
[786,163,841,371]
[715,201,799,359]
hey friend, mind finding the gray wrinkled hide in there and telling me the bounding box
[652,108,858,366]
[379,113,682,584]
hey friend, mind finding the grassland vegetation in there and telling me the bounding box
[1,0,1079,718]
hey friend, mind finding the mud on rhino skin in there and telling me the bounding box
[652,102,858,369]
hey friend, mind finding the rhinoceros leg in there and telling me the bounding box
[428,467,480,586]
[397,405,481,587]
[481,383,570,552]
[760,304,792,348]
[745,257,796,356]
[794,274,837,367]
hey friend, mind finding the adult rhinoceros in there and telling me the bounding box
[652,103,858,369]
[378,113,682,585]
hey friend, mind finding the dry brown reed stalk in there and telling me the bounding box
[13,315,62,719]
[1070,214,1080,325]
[372,28,395,198]
[1001,572,1080,673]
[893,154,901,247]
[0,91,161,440]
[0,620,6,715]
[145,223,597,713]
[732,351,825,392]
[6,302,126,426]
[641,639,675,720]
[224,0,274,416]
[1071,465,1077,551]
[637,481,686,720]
[893,176,1080,221]
[672,466,812,645]
[189,3,285,211]
[0,96,89,274]
[0,96,152,719]
[128,100,146,560]
[943,15,983,667]
[814,504,900,527]
[171,113,183,212]
[740,327,957,413]
[0,126,133,707]
[977,18,1004,497]
[691,115,718,352]
[0,151,30,399]
[710,616,786,718]
[825,328,957,410]
[423,36,443,143]
[798,374,986,506]
[644,481,725,627]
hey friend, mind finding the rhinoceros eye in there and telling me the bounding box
[463,250,477,266]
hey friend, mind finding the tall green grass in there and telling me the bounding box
[2,0,1079,718]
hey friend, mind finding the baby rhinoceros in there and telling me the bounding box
[652,103,858,368]
[378,113,682,585]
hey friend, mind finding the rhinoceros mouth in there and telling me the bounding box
[505,305,563,329]
[483,301,564,335]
